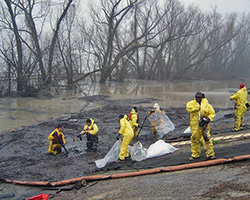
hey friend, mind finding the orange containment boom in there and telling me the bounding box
[1,154,250,187]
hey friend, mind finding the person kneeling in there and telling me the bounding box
[48,124,66,155]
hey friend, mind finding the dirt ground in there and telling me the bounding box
[1,95,250,199]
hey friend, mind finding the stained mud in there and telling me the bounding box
[1,95,250,184]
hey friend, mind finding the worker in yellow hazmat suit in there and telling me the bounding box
[230,83,248,132]
[148,103,165,134]
[128,107,140,138]
[80,118,99,152]
[48,124,66,155]
[186,92,215,161]
[116,114,134,163]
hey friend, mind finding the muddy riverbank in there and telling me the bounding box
[1,95,250,199]
[1,95,249,181]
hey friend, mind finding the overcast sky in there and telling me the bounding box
[178,0,250,15]
[81,0,250,17]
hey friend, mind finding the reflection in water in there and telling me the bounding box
[98,79,246,109]
[0,79,249,132]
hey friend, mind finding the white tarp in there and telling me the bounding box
[148,110,175,138]
[146,140,178,159]
[95,140,121,168]
[95,140,179,168]
[130,140,179,162]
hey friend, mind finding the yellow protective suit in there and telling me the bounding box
[83,118,98,135]
[83,118,99,152]
[119,115,134,160]
[48,128,66,155]
[186,98,215,158]
[230,86,248,131]
[148,108,165,134]
[128,109,139,137]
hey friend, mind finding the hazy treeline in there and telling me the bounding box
[0,0,250,96]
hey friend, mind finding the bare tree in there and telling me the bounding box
[1,0,250,96]
[0,0,75,95]
[13,0,49,83]
[57,3,76,87]
[3,0,24,92]
[161,8,241,80]
[210,13,250,78]
[46,0,74,85]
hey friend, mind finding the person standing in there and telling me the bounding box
[116,114,134,163]
[148,103,165,134]
[186,92,216,160]
[79,118,99,152]
[48,124,66,155]
[128,107,140,138]
[230,83,248,132]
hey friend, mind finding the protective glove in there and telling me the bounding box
[199,118,210,127]
[246,102,249,108]
[61,143,65,147]
[138,125,142,128]
[52,131,57,137]
[77,135,82,140]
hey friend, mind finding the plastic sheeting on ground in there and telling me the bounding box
[148,110,175,138]
[96,140,179,168]
[130,142,147,162]
[131,140,179,162]
[146,140,179,158]
[95,140,121,168]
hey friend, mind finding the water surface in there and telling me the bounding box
[0,79,248,132]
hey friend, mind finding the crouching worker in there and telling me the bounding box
[48,124,66,155]
[116,114,134,163]
[80,118,98,152]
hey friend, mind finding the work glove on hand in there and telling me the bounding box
[246,102,250,108]
[61,143,65,147]
[138,125,142,128]
[199,118,210,127]
[77,135,82,140]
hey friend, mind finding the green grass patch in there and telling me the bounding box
[212,139,222,144]
[131,169,140,172]
[200,139,222,146]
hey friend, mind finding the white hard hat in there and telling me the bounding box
[153,103,160,110]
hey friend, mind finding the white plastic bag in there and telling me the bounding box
[146,139,178,159]
[95,140,121,168]
[148,110,175,138]
[130,141,147,162]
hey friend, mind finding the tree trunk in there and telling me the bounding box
[47,0,74,85]
[4,0,24,92]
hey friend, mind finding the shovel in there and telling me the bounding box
[137,115,148,137]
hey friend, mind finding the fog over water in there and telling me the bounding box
[0,79,249,132]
